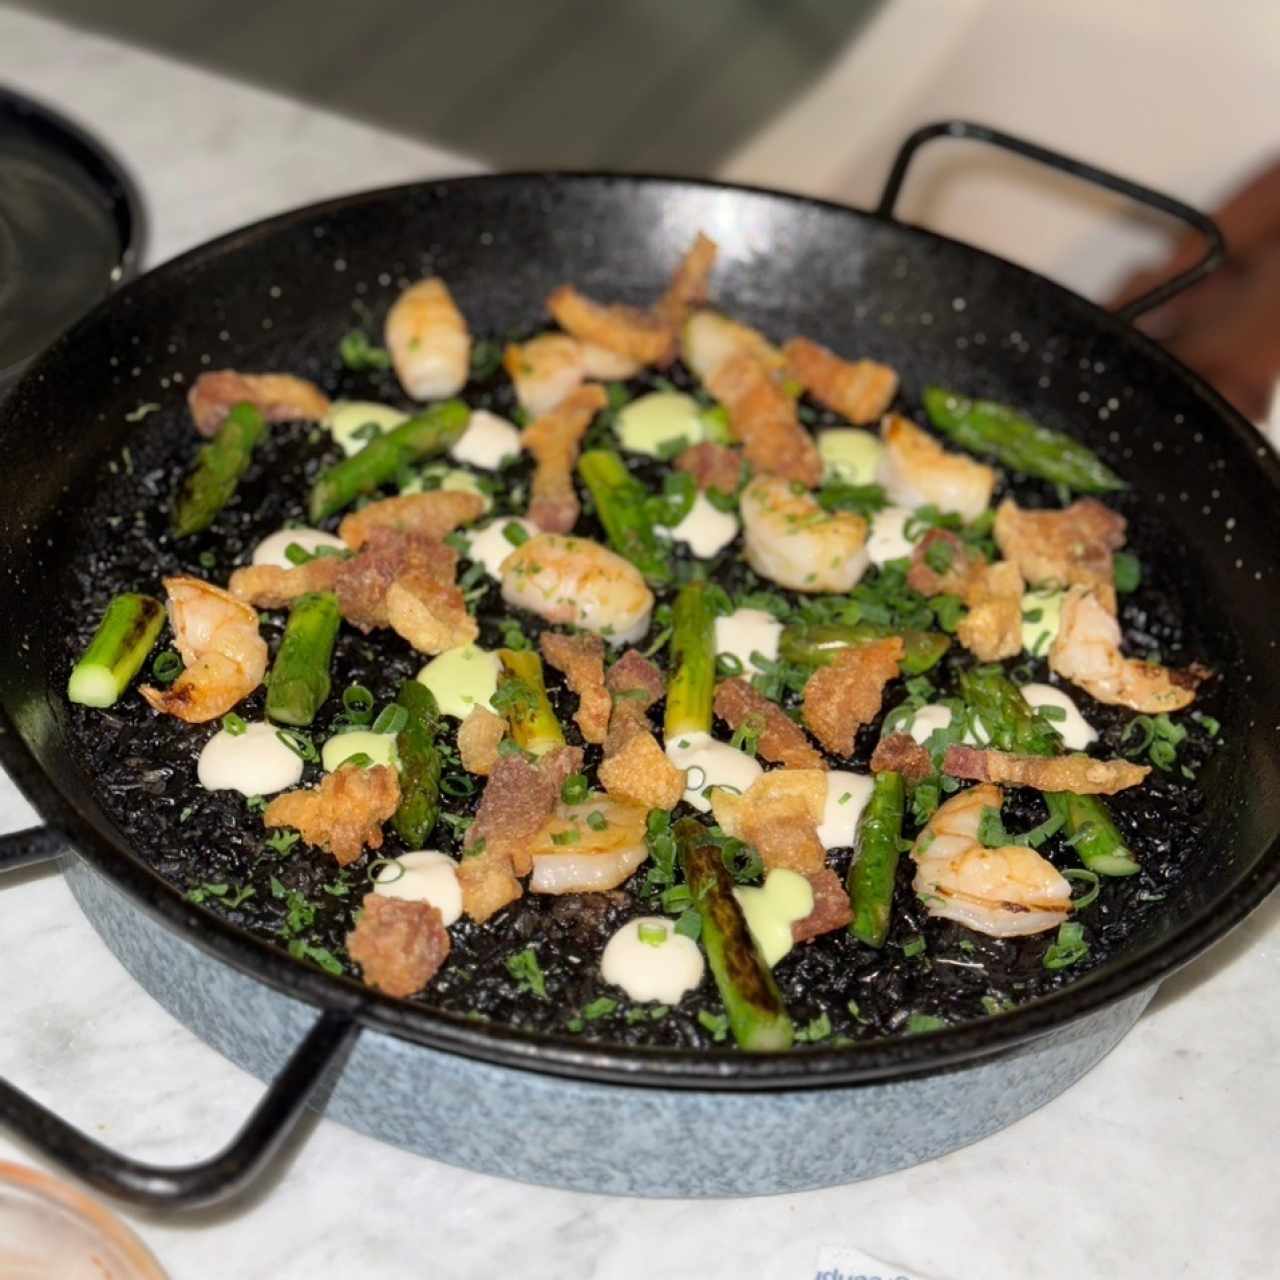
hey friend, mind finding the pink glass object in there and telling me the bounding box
[0,1163,168,1279]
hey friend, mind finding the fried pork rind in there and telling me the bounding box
[711,769,828,874]
[338,490,487,551]
[263,763,400,866]
[385,571,478,655]
[598,730,685,810]
[994,497,1127,613]
[333,528,458,631]
[956,560,1025,662]
[713,677,826,770]
[870,732,935,784]
[227,556,342,609]
[188,370,330,437]
[540,632,610,744]
[605,648,665,707]
[675,441,744,495]
[521,383,607,533]
[782,336,898,425]
[942,744,1151,795]
[547,233,717,368]
[460,746,586,923]
[346,894,450,998]
[458,706,507,776]
[802,637,904,757]
[596,648,684,808]
[705,351,823,488]
[791,867,853,943]
[546,287,672,365]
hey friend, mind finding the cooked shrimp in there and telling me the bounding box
[521,383,607,532]
[912,783,1073,937]
[782,336,898,425]
[1049,586,1202,712]
[501,533,654,644]
[741,474,870,592]
[139,576,268,722]
[681,309,785,384]
[580,341,640,380]
[527,793,650,893]
[503,333,587,416]
[188,370,330,438]
[385,277,470,400]
[877,414,995,521]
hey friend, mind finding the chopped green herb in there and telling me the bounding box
[586,809,609,832]
[550,827,581,846]
[265,828,300,856]
[221,712,247,736]
[905,1013,949,1035]
[1043,921,1089,970]
[581,996,617,1021]
[288,939,344,975]
[341,683,375,725]
[502,520,530,547]
[339,329,391,370]
[560,772,590,805]
[697,1010,729,1042]
[901,934,926,958]
[276,728,319,762]
[469,339,503,382]
[673,908,702,941]
[151,649,183,685]
[1113,551,1142,594]
[505,945,548,999]
[371,703,408,735]
[638,922,668,946]
[793,1012,833,1043]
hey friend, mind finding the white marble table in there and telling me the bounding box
[2,5,1277,1277]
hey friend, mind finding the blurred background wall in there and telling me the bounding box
[10,0,1280,302]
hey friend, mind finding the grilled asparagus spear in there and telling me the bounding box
[496,649,564,757]
[265,591,341,726]
[780,622,950,676]
[675,817,793,1051]
[172,402,266,537]
[577,448,672,585]
[392,679,442,847]
[848,770,906,947]
[308,399,470,521]
[67,593,166,707]
[924,387,1125,493]
[664,580,716,739]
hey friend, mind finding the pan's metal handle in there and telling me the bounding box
[0,1008,360,1209]
[0,825,361,1208]
[876,120,1226,322]
[0,824,64,873]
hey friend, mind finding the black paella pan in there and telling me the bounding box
[0,122,1277,1207]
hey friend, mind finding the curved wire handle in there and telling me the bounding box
[0,827,361,1208]
[876,120,1225,322]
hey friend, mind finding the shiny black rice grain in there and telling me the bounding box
[57,345,1223,1050]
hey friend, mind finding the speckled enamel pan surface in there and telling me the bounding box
[1,174,1278,1106]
